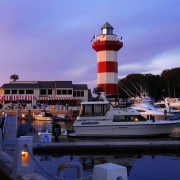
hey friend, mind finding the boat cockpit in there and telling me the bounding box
[79,102,110,117]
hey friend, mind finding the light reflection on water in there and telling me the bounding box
[34,153,180,180]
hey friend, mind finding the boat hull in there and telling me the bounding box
[34,116,52,121]
[70,121,180,137]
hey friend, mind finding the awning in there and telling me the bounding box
[19,96,26,101]
[38,97,49,101]
[1,95,80,101]
[12,95,18,101]
[4,96,10,101]
[38,96,79,101]
[57,97,79,101]
[48,97,58,100]
[26,95,35,101]
[1,95,36,101]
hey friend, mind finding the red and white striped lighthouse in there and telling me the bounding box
[92,22,123,96]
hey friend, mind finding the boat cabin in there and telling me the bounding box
[79,102,110,117]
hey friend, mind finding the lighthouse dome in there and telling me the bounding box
[101,22,114,35]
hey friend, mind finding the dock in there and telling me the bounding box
[32,132,180,154]
[1,130,180,180]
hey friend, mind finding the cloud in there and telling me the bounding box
[118,47,180,78]
[0,0,180,91]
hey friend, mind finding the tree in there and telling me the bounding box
[10,74,19,82]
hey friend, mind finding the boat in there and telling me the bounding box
[33,110,53,121]
[69,93,180,137]
[155,100,180,119]
[164,97,180,110]
[131,95,175,120]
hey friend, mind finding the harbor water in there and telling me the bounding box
[33,152,180,180]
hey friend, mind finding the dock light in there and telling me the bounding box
[38,132,41,136]
[21,151,26,157]
[134,117,139,122]
[21,150,29,166]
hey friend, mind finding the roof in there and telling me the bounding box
[1,81,88,90]
[1,82,39,89]
[73,84,88,90]
[38,81,55,88]
[55,81,73,88]
[101,22,114,30]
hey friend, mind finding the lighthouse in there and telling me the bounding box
[92,22,123,96]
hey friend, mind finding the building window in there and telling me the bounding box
[48,89,52,95]
[12,90,17,94]
[73,91,84,97]
[19,90,25,94]
[40,89,46,95]
[57,90,61,95]
[62,90,67,95]
[80,91,84,97]
[77,91,80,97]
[73,91,76,97]
[26,89,34,94]
[68,90,72,95]
[4,90,10,94]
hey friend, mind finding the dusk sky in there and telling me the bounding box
[0,0,180,91]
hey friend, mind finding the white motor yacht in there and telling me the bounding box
[69,93,180,137]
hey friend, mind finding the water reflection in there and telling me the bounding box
[33,152,180,180]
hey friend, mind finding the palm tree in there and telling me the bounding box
[10,74,19,82]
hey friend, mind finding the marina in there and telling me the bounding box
[0,92,180,179]
[0,16,180,179]
[1,91,180,179]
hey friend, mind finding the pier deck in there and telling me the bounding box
[32,132,180,153]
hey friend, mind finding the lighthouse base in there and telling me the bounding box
[98,84,118,96]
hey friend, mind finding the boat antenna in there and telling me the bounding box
[135,82,145,95]
[131,81,141,95]
[118,82,135,97]
[118,84,132,98]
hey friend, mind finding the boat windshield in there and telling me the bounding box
[79,103,110,116]
[113,115,147,122]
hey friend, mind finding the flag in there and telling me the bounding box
[91,35,96,42]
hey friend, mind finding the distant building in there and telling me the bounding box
[0,81,90,106]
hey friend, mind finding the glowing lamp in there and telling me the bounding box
[134,117,139,122]
[21,150,29,166]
